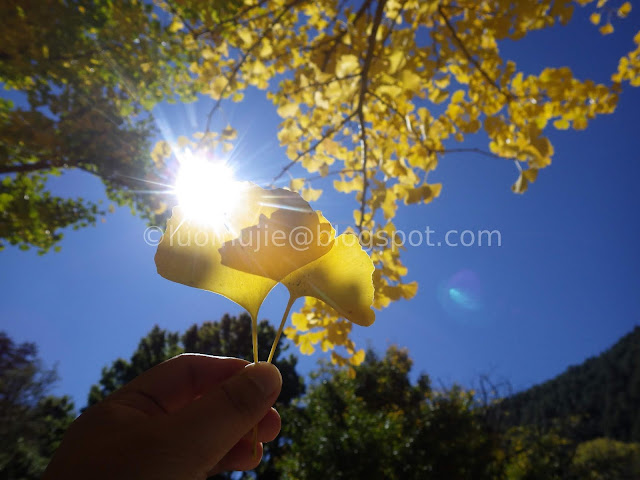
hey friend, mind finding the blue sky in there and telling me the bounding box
[1,6,639,408]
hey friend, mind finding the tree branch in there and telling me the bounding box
[303,168,360,182]
[434,147,510,160]
[369,88,513,162]
[319,0,373,71]
[357,0,387,230]
[283,73,358,97]
[438,6,513,101]
[0,161,53,175]
[199,0,302,145]
[195,0,275,38]
[271,111,358,185]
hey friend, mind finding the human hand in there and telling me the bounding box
[43,354,282,479]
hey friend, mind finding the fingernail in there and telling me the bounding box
[244,362,282,397]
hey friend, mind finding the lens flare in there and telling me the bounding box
[438,269,484,320]
[174,150,243,229]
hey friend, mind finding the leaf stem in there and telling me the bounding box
[267,296,295,364]
[252,426,259,459]
[251,312,259,458]
[251,314,259,364]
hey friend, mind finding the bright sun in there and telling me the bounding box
[173,150,243,229]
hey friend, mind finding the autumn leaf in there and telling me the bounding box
[600,23,614,35]
[617,2,632,18]
[155,205,276,319]
[218,209,334,282]
[7,0,636,367]
[281,233,375,327]
[155,184,313,319]
[158,181,376,368]
[219,198,376,328]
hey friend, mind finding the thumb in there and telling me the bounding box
[164,362,282,469]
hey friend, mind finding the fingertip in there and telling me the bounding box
[243,362,282,398]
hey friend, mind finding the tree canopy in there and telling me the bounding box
[278,342,640,480]
[281,345,501,480]
[0,0,193,253]
[3,326,640,479]
[0,332,75,480]
[2,0,639,364]
[497,326,640,443]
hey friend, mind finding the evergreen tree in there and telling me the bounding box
[0,332,75,480]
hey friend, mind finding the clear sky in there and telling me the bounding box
[1,7,639,409]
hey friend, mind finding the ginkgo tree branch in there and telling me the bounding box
[368,90,515,163]
[0,157,159,184]
[379,0,405,46]
[316,0,374,71]
[356,0,387,230]
[165,0,199,38]
[267,0,372,67]
[367,89,432,149]
[438,5,514,101]
[283,73,359,97]
[200,0,302,141]
[436,147,512,160]
[195,0,270,37]
[271,111,358,185]
[303,168,360,182]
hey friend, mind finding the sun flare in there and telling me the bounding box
[173,150,243,229]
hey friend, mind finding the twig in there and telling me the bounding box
[194,0,270,38]
[318,0,374,71]
[0,161,52,175]
[271,111,357,185]
[199,0,302,144]
[368,90,513,162]
[283,73,358,97]
[434,147,509,160]
[304,168,360,182]
[438,6,513,101]
[357,0,387,230]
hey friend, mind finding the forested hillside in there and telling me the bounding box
[499,326,640,442]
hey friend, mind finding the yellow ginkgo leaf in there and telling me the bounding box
[350,349,366,366]
[281,233,375,327]
[155,206,276,320]
[155,184,311,319]
[289,178,305,191]
[219,208,334,282]
[277,102,298,117]
[301,186,322,202]
[168,18,184,33]
[336,54,360,77]
[618,2,631,18]
[600,23,614,35]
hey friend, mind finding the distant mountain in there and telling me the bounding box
[498,326,640,442]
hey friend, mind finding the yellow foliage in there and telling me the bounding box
[301,186,322,202]
[618,2,632,18]
[151,141,172,167]
[168,18,183,33]
[143,0,639,367]
[156,184,376,365]
[600,23,614,35]
[612,31,640,86]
